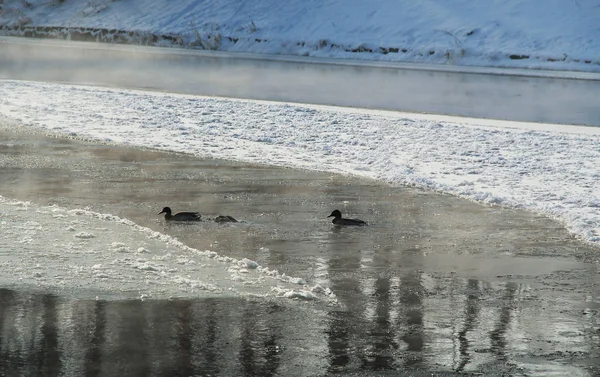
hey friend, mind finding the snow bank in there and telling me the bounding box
[0,0,599,72]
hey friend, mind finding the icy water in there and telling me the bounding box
[1,127,599,376]
[1,37,600,126]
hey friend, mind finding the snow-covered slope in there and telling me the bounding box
[1,0,599,72]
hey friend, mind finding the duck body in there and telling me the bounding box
[214,215,238,223]
[159,207,201,221]
[327,209,367,226]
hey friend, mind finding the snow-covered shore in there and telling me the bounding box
[1,0,599,72]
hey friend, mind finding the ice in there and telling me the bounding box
[0,195,336,301]
[74,232,96,239]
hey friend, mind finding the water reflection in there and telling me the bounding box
[456,279,480,372]
[2,270,598,376]
[0,290,291,376]
[85,301,106,377]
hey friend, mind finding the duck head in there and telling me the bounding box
[327,209,342,219]
[158,207,172,215]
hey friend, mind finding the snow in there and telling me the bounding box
[1,80,599,252]
[0,0,599,72]
[0,195,334,301]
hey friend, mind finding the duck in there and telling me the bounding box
[158,207,201,221]
[214,215,238,223]
[327,209,367,226]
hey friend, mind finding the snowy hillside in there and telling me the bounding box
[1,0,599,72]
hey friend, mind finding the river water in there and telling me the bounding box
[1,37,600,126]
[2,36,600,376]
[1,126,599,376]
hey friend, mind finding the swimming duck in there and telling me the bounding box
[327,209,367,226]
[158,207,201,221]
[214,215,238,223]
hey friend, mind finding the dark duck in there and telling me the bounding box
[158,207,238,223]
[327,209,367,226]
[214,215,238,223]
[158,207,201,221]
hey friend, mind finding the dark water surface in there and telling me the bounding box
[1,127,599,376]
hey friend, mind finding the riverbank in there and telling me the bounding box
[1,0,599,72]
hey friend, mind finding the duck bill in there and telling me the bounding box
[158,211,165,215]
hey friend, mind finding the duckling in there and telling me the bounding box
[327,209,367,226]
[214,215,238,223]
[158,207,201,221]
